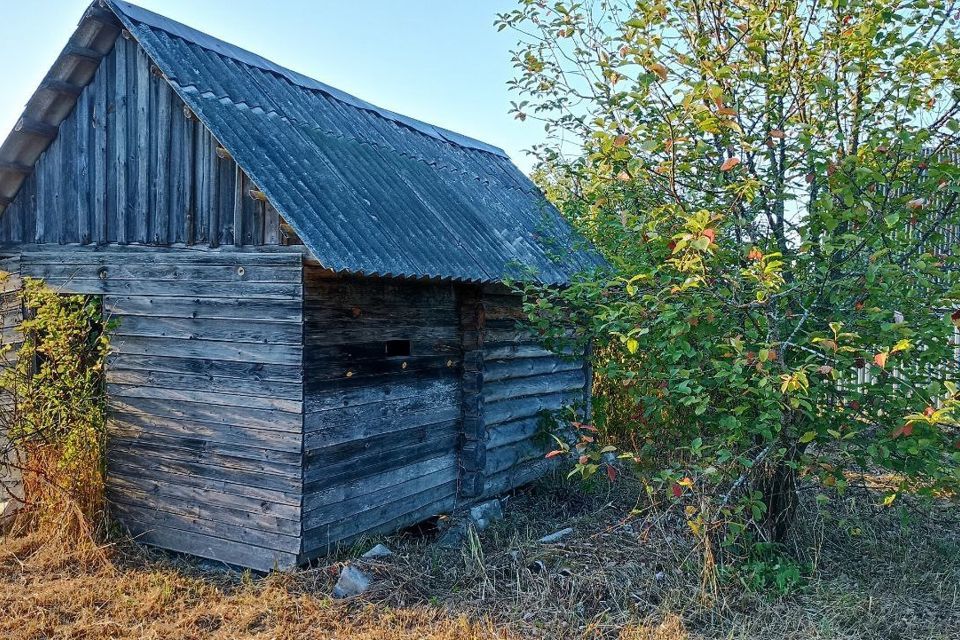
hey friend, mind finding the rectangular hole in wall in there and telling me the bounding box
[385,339,411,357]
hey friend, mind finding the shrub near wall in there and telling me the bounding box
[0,278,111,549]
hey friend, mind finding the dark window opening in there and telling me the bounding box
[385,339,411,357]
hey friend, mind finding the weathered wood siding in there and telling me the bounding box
[301,267,461,560]
[0,254,23,520]
[478,290,587,498]
[0,37,280,247]
[19,247,303,571]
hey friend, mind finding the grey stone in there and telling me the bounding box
[332,564,371,599]
[468,499,503,531]
[361,544,393,559]
[538,527,574,544]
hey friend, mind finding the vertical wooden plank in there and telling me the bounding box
[193,126,208,245]
[36,133,48,243]
[183,109,196,244]
[56,112,72,243]
[114,35,129,244]
[135,46,150,243]
[155,79,172,244]
[94,60,108,245]
[264,202,280,245]
[76,88,92,244]
[233,166,244,246]
[168,98,183,244]
[208,134,220,248]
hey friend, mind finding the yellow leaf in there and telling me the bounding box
[648,62,668,82]
[626,338,639,354]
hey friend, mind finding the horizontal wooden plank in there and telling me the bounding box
[110,314,305,345]
[303,323,458,347]
[485,390,583,427]
[483,458,560,499]
[486,438,549,476]
[305,404,458,452]
[305,420,457,465]
[107,383,302,413]
[486,416,547,450]
[107,483,300,535]
[21,247,303,265]
[305,374,457,413]
[483,370,585,404]
[108,471,300,522]
[483,344,565,360]
[305,465,456,529]
[112,501,301,555]
[107,457,300,507]
[118,522,299,572]
[110,335,302,366]
[109,410,302,454]
[26,277,301,299]
[105,295,302,322]
[304,355,460,383]
[108,441,301,493]
[107,426,301,467]
[303,488,456,558]
[304,428,459,490]
[484,356,583,383]
[107,451,301,506]
[109,396,301,432]
[304,453,456,512]
[107,368,302,401]
[108,353,301,383]
[22,263,301,283]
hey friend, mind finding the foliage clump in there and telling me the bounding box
[498,0,960,562]
[0,278,111,552]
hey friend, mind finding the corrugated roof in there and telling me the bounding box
[3,1,605,284]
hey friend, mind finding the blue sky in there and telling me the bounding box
[0,0,542,172]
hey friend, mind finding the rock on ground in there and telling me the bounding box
[538,528,574,544]
[361,544,393,559]
[332,565,371,599]
[468,499,504,531]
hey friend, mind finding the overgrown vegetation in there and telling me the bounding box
[498,0,960,572]
[1,472,957,639]
[0,278,111,555]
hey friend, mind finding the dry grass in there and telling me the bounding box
[1,473,958,640]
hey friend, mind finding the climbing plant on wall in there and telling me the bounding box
[0,278,112,548]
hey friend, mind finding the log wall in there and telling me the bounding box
[0,36,280,247]
[478,290,588,497]
[301,267,461,560]
[19,247,304,571]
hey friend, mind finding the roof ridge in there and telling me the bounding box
[104,0,510,159]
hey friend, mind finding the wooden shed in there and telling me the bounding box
[0,1,604,571]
